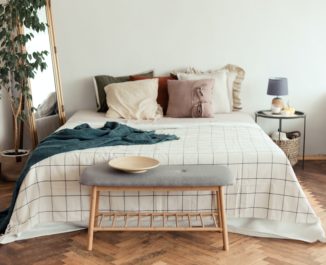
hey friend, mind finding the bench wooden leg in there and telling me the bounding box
[88,186,98,251]
[95,190,100,227]
[216,189,222,231]
[217,186,229,251]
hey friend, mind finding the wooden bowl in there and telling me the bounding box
[108,156,160,173]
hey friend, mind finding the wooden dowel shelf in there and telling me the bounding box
[93,227,222,232]
[92,211,220,231]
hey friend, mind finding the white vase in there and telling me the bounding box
[271,104,282,114]
[0,149,30,181]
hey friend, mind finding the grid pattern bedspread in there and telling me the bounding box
[2,121,318,237]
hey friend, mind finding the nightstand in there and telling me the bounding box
[255,110,306,169]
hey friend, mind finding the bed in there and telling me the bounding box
[0,110,325,244]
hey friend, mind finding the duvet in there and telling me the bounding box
[1,111,325,243]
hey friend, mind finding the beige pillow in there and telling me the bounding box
[172,64,245,111]
[105,79,163,120]
[177,71,231,113]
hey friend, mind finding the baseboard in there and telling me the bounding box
[299,155,326,161]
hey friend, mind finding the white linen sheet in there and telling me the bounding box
[1,111,325,244]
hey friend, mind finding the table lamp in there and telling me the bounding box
[267,77,288,114]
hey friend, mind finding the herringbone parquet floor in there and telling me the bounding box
[0,160,325,265]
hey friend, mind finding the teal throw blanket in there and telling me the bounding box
[0,122,178,234]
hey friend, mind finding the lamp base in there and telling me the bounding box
[271,97,284,114]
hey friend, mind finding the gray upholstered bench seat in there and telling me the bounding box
[80,164,234,187]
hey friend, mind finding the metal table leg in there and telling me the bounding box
[278,119,282,141]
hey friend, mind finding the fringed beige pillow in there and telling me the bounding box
[221,64,245,111]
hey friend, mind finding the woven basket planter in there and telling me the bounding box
[0,149,30,181]
[273,136,300,166]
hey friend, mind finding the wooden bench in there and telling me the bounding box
[80,164,234,251]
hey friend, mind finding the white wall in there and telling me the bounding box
[51,0,326,155]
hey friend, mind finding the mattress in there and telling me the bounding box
[1,111,325,244]
[62,110,256,129]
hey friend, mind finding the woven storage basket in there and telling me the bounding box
[272,131,300,166]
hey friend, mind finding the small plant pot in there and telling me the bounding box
[0,149,30,182]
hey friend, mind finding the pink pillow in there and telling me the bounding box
[166,79,215,118]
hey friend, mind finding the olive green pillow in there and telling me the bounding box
[94,71,154,112]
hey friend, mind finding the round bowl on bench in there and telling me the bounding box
[108,156,160,173]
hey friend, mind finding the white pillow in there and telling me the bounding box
[105,79,163,120]
[205,69,235,112]
[177,71,231,113]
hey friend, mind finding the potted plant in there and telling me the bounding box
[0,0,48,181]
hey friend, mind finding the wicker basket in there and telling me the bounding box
[0,149,30,181]
[272,131,300,166]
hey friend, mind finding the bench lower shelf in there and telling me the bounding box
[93,211,222,232]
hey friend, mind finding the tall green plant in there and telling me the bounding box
[0,0,48,154]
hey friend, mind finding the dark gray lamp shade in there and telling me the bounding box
[267,78,288,96]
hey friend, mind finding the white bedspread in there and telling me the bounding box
[1,111,325,243]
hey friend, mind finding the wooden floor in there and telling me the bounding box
[0,160,325,265]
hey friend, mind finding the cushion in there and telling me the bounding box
[35,92,57,118]
[129,75,176,115]
[94,71,154,112]
[166,79,215,118]
[177,71,231,113]
[105,79,163,120]
[171,64,245,111]
[80,163,234,187]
